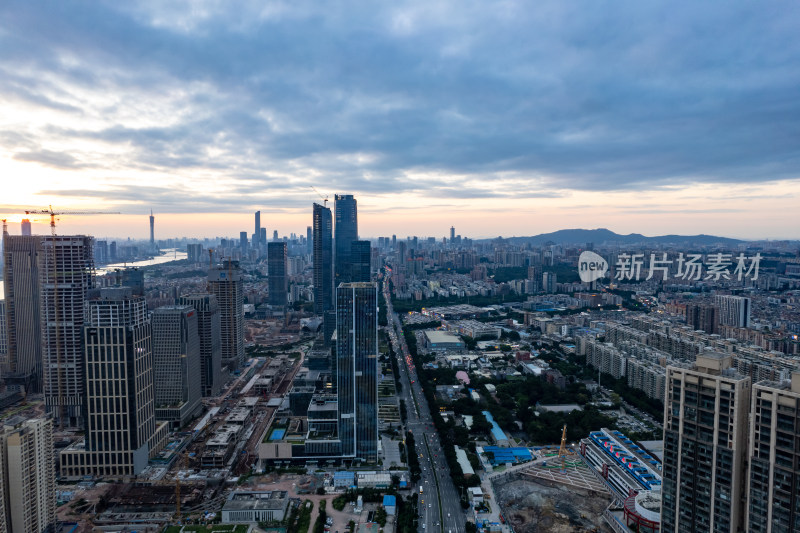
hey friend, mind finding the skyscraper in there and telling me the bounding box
[661,353,751,533]
[306,225,312,254]
[334,194,358,286]
[268,241,288,307]
[20,219,31,236]
[2,235,43,392]
[0,417,56,533]
[313,203,333,315]
[350,240,371,283]
[152,305,203,428]
[178,294,223,397]
[0,300,7,365]
[254,210,261,249]
[746,372,800,532]
[450,226,455,243]
[336,282,378,463]
[40,235,94,427]
[60,287,168,478]
[149,210,154,249]
[273,230,278,242]
[240,231,248,256]
[208,260,244,370]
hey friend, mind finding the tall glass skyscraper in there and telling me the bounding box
[208,260,244,370]
[336,282,378,463]
[313,203,333,315]
[334,194,357,286]
[268,241,288,307]
[350,240,371,283]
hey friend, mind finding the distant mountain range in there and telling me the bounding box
[493,228,745,246]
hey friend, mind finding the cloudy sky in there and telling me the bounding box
[1,0,799,240]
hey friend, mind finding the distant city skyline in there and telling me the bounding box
[1,2,799,241]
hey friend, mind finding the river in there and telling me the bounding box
[0,248,187,299]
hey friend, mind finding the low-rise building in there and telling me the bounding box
[221,491,289,524]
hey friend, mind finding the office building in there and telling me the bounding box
[149,210,155,249]
[254,211,261,249]
[450,226,455,243]
[336,282,378,463]
[0,417,56,533]
[306,226,312,254]
[208,260,244,370]
[746,372,800,532]
[1,235,42,392]
[350,240,371,283]
[272,230,278,241]
[20,219,32,236]
[334,194,358,286]
[60,287,168,478]
[152,305,203,428]
[268,242,288,307]
[313,203,334,315]
[661,353,751,533]
[40,235,94,427]
[715,295,751,328]
[260,227,266,245]
[187,243,204,263]
[178,294,223,397]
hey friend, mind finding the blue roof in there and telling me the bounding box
[334,471,355,480]
[482,411,507,443]
[483,446,532,465]
[383,495,396,506]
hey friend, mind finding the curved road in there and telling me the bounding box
[384,282,465,533]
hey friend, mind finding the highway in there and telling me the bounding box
[383,281,464,533]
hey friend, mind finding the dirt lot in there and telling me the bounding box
[494,476,612,533]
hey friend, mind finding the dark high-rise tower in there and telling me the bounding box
[208,260,244,371]
[350,240,371,283]
[178,293,222,397]
[268,241,288,307]
[306,226,312,255]
[336,282,378,463]
[313,203,333,315]
[450,226,455,243]
[254,211,261,248]
[149,210,154,248]
[334,194,358,286]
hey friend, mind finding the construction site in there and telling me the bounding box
[490,426,613,533]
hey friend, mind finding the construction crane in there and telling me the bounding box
[310,186,329,207]
[22,205,119,428]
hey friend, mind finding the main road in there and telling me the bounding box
[383,280,464,533]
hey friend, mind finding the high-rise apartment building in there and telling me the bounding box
[715,295,751,328]
[686,303,719,334]
[40,235,94,427]
[336,282,378,463]
[334,194,358,286]
[152,305,202,428]
[178,294,223,397]
[746,372,800,532]
[208,260,244,370]
[306,226,312,254]
[662,353,751,533]
[60,287,167,478]
[0,417,56,533]
[350,240,371,283]
[239,231,248,255]
[0,300,7,365]
[543,272,557,293]
[268,241,288,307]
[1,235,42,392]
[313,203,334,315]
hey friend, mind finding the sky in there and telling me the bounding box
[1,0,799,241]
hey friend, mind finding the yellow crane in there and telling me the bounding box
[23,205,119,427]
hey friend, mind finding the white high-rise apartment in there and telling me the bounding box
[0,417,56,533]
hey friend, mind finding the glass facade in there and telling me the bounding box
[336,282,378,463]
[313,203,333,315]
[334,194,358,286]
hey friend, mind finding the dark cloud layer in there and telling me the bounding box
[2,0,799,211]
